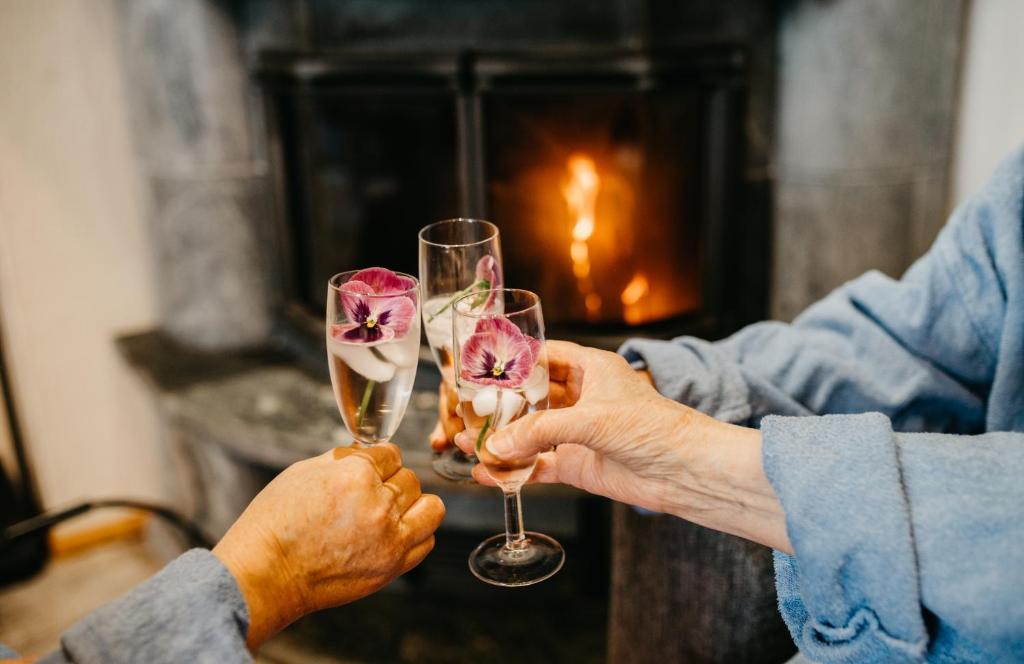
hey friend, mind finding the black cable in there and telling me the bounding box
[2,499,214,550]
[0,298,41,514]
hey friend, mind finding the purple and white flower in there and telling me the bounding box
[459,316,541,389]
[331,267,416,345]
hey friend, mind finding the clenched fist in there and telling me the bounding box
[213,444,445,649]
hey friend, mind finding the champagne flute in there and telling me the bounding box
[453,288,565,586]
[326,268,420,446]
[418,218,503,480]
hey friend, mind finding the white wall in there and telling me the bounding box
[952,0,1024,205]
[0,0,164,516]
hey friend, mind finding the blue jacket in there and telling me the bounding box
[621,147,1024,663]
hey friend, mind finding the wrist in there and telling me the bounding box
[213,529,307,650]
[665,411,793,553]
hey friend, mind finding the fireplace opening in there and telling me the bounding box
[261,48,762,346]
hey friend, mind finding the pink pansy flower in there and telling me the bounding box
[332,267,416,344]
[459,316,541,388]
[474,255,502,309]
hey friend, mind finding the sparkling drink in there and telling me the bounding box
[423,294,456,377]
[459,372,550,489]
[419,218,504,480]
[453,287,564,587]
[326,267,420,447]
[327,329,419,444]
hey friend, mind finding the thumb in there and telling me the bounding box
[485,407,585,461]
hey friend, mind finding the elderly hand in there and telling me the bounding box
[212,444,445,649]
[454,340,791,553]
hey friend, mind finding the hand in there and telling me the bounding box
[428,378,464,451]
[454,340,791,553]
[212,444,445,649]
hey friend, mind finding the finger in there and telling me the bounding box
[469,453,555,486]
[443,379,461,414]
[545,340,586,382]
[337,443,402,480]
[453,430,476,457]
[383,468,422,514]
[401,493,445,543]
[548,382,575,408]
[483,407,584,462]
[470,462,495,486]
[529,451,561,483]
[429,420,450,452]
[400,535,435,574]
[441,406,465,441]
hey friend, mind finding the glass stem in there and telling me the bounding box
[503,488,527,551]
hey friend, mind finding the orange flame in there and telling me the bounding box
[621,272,649,324]
[563,154,601,318]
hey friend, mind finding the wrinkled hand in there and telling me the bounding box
[213,444,445,649]
[428,378,464,451]
[454,340,697,513]
[453,341,790,552]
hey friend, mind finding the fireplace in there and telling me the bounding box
[260,47,767,345]
[114,1,788,661]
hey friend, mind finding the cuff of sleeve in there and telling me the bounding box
[61,549,251,664]
[762,413,927,664]
[618,336,752,423]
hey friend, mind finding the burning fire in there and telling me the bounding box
[562,152,652,323]
[563,154,602,319]
[620,272,650,325]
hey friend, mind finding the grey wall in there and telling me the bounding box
[117,0,277,350]
[772,0,965,321]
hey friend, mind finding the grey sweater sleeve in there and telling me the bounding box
[37,549,252,664]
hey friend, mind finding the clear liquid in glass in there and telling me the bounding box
[459,379,548,488]
[423,295,456,371]
[327,329,419,445]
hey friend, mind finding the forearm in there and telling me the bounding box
[662,406,793,554]
[56,550,251,663]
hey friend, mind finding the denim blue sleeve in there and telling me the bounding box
[621,146,1024,664]
[36,549,252,664]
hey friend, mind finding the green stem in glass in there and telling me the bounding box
[475,415,492,453]
[356,379,375,428]
[426,279,489,323]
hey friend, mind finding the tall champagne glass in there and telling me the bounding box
[453,288,565,586]
[326,268,420,446]
[418,218,503,480]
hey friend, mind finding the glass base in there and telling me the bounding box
[432,448,478,482]
[468,532,565,587]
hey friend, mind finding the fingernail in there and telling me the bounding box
[486,433,515,457]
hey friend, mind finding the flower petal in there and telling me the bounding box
[351,267,414,294]
[370,295,416,338]
[458,332,533,388]
[474,255,502,309]
[473,316,523,340]
[459,332,499,382]
[331,322,395,345]
[339,280,374,323]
